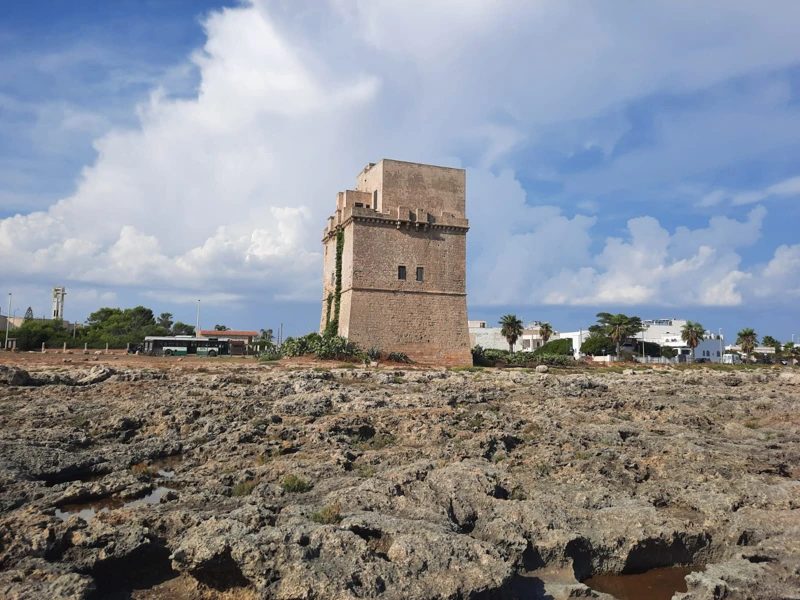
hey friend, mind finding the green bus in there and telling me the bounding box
[143,336,230,357]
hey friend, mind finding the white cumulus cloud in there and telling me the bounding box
[2,0,800,314]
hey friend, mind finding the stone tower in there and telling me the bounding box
[320,159,471,366]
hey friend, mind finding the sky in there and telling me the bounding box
[1,0,799,343]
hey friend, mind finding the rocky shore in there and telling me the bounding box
[1,359,798,599]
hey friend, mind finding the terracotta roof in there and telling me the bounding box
[199,330,259,337]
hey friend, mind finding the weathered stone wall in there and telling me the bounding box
[356,159,465,218]
[350,221,466,294]
[344,288,471,366]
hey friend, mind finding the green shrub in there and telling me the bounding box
[366,347,383,361]
[473,347,573,367]
[281,474,312,493]
[580,335,617,356]
[259,352,282,362]
[281,332,361,361]
[386,351,411,364]
[310,503,341,524]
[315,335,360,360]
[471,344,485,365]
[232,480,257,496]
[533,354,574,366]
[355,433,396,450]
[534,339,573,356]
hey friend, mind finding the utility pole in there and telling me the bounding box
[279,323,283,348]
[4,293,11,350]
[195,300,201,336]
[718,328,723,361]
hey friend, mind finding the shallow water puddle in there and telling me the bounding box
[55,487,173,523]
[151,455,183,478]
[583,566,699,600]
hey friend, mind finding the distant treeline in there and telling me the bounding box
[10,307,195,351]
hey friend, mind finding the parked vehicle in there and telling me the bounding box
[695,357,710,363]
[143,336,230,357]
[722,353,742,365]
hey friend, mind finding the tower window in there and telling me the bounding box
[398,266,406,280]
[373,190,378,209]
[416,266,424,281]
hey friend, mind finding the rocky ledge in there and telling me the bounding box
[0,360,798,599]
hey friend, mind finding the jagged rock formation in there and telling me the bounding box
[0,360,798,599]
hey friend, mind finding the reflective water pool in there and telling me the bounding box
[583,566,700,600]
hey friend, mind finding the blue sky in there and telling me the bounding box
[1,0,799,343]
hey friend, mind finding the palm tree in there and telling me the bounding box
[791,345,800,365]
[592,313,644,356]
[736,328,758,359]
[681,321,705,359]
[539,322,554,346]
[499,315,524,353]
[257,328,275,352]
[762,336,780,351]
[214,324,229,331]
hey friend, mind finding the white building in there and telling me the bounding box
[468,320,549,352]
[725,345,776,357]
[638,318,724,362]
[52,286,66,319]
[554,330,591,359]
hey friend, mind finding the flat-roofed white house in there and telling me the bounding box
[637,318,725,362]
[468,320,550,352]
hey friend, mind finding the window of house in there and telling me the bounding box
[717,351,720,357]
[398,266,406,280]
[416,266,424,281]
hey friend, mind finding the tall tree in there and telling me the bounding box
[591,313,644,356]
[499,314,524,353]
[681,321,705,358]
[23,307,34,321]
[736,328,758,358]
[172,322,195,336]
[580,334,616,356]
[257,328,275,352]
[761,336,780,351]
[157,312,174,330]
[539,322,554,345]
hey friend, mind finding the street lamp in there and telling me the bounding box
[195,299,201,335]
[4,293,10,350]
